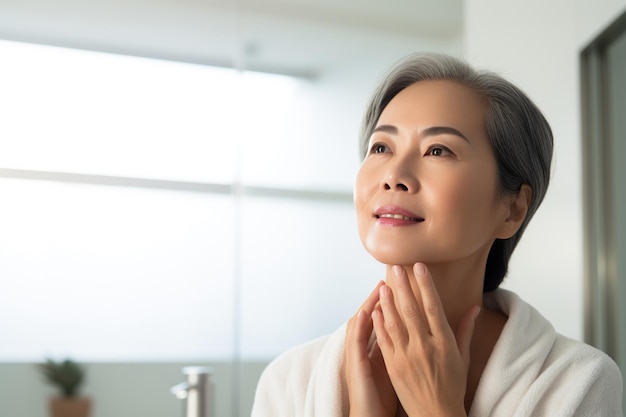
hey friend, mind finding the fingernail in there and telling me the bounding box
[372,309,381,322]
[392,265,403,279]
[414,263,426,277]
[379,285,390,299]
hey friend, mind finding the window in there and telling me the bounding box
[0,39,380,362]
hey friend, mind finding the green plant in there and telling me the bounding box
[38,358,86,398]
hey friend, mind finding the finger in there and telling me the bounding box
[391,264,428,336]
[369,336,385,364]
[372,306,393,355]
[456,306,480,369]
[378,283,409,345]
[345,309,374,385]
[345,309,375,406]
[346,281,383,357]
[352,309,373,363]
[359,280,385,315]
[413,262,452,338]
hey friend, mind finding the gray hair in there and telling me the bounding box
[360,53,553,292]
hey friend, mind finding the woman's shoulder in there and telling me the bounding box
[251,324,348,417]
[488,288,621,375]
[261,326,344,380]
[526,331,623,415]
[546,331,622,388]
[477,289,623,416]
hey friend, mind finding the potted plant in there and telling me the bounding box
[38,358,91,417]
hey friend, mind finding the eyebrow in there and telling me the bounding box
[373,124,470,143]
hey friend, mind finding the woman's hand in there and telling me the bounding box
[345,281,397,417]
[372,264,480,417]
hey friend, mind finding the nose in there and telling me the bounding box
[381,158,419,193]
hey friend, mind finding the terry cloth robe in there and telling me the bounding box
[251,289,623,417]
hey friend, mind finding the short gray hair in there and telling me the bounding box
[359,53,553,292]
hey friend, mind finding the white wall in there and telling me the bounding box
[577,0,626,46]
[464,0,626,341]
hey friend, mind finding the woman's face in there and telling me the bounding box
[354,80,510,267]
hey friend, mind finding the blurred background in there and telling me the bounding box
[0,0,624,416]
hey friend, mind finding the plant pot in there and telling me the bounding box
[49,397,91,417]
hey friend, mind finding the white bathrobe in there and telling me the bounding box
[251,289,623,417]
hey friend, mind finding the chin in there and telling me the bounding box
[359,230,433,266]
[364,245,423,266]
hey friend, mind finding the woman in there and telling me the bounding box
[251,53,623,416]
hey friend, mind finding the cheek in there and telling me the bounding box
[459,179,503,237]
[353,164,378,246]
[429,170,500,225]
[467,169,502,214]
[353,164,372,217]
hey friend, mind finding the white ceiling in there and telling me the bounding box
[0,0,463,76]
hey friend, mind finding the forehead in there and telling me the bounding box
[377,80,488,130]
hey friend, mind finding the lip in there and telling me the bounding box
[373,205,424,226]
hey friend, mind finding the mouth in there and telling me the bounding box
[375,213,424,222]
[373,205,425,224]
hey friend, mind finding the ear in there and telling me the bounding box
[496,184,532,239]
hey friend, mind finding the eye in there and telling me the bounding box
[426,145,453,157]
[369,142,389,155]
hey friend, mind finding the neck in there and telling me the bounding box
[383,255,487,332]
[382,251,508,412]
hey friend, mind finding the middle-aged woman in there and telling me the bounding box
[251,53,623,417]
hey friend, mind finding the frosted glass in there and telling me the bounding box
[0,39,239,183]
[0,39,362,190]
[0,39,364,192]
[239,72,316,189]
[0,178,236,361]
[238,195,383,360]
[238,72,363,192]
